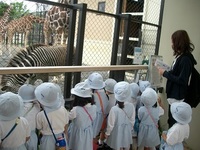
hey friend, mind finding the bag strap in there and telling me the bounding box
[23,105,34,117]
[96,91,109,130]
[146,107,158,128]
[1,117,20,142]
[96,91,105,116]
[83,106,93,122]
[121,108,132,123]
[43,110,58,143]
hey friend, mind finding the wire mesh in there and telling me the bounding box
[0,0,162,92]
[77,11,115,81]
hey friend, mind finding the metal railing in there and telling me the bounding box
[0,65,148,100]
[0,65,148,75]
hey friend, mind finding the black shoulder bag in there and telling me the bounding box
[1,117,20,142]
[43,110,66,150]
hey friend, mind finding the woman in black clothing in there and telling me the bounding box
[157,30,197,128]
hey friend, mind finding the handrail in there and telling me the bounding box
[0,65,148,75]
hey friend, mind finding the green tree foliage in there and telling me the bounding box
[0,2,9,17]
[10,2,29,20]
[0,1,29,21]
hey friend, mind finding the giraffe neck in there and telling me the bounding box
[44,0,70,45]
[0,6,12,33]
[6,15,44,46]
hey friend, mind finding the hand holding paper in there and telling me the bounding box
[157,67,165,76]
[155,59,171,71]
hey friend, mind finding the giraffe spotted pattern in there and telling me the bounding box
[5,15,45,47]
[43,0,70,45]
[0,5,12,43]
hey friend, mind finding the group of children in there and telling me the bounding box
[0,72,192,150]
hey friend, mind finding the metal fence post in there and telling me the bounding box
[73,3,87,87]
[64,0,77,99]
[114,14,131,81]
[155,0,165,55]
[110,0,123,79]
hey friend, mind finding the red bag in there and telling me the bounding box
[101,117,107,130]
[96,92,107,130]
[93,140,98,150]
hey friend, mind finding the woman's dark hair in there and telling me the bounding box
[171,30,194,56]
[72,95,94,107]
[117,101,124,109]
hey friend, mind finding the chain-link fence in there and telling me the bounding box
[75,0,162,83]
[0,0,164,96]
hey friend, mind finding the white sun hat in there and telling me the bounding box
[141,87,157,107]
[130,83,139,98]
[71,82,92,98]
[0,92,23,121]
[18,84,37,102]
[53,83,64,100]
[105,78,117,93]
[54,83,65,106]
[34,82,60,107]
[86,72,105,89]
[138,80,151,93]
[114,81,131,102]
[171,102,192,125]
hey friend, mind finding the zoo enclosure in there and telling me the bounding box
[0,0,165,98]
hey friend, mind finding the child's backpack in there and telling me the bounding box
[184,67,200,108]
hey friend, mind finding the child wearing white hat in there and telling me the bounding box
[128,82,141,149]
[105,78,117,116]
[160,102,192,150]
[137,87,161,150]
[68,82,96,150]
[137,80,152,111]
[18,84,41,150]
[0,92,31,150]
[129,82,140,107]
[138,80,151,94]
[105,81,135,150]
[86,72,109,143]
[98,78,117,147]
[35,82,69,150]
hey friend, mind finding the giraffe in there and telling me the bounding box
[5,14,45,47]
[0,5,12,44]
[43,0,70,45]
